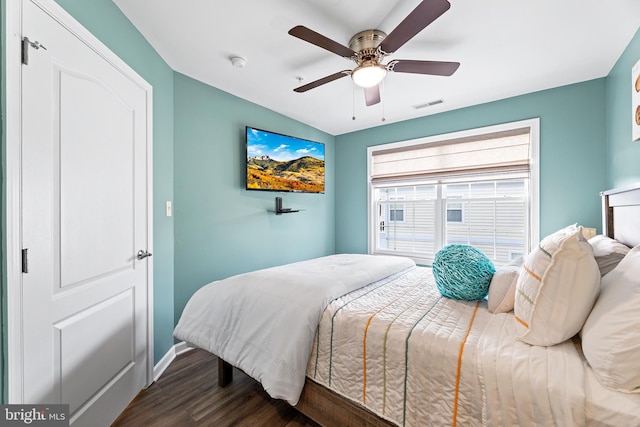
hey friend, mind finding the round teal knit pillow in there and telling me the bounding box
[432,244,496,301]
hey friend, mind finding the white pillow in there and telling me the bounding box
[514,224,600,346]
[488,257,522,314]
[588,235,631,276]
[581,245,640,393]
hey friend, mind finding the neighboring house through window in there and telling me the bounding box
[446,202,463,223]
[389,207,405,222]
[388,195,405,222]
[367,119,539,267]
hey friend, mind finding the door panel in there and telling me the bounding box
[55,290,135,414]
[57,65,136,288]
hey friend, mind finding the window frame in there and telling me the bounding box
[367,119,540,266]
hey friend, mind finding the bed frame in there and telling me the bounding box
[601,182,640,247]
[217,359,395,426]
[217,182,640,427]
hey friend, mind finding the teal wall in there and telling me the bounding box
[173,73,335,321]
[334,79,608,254]
[606,27,640,187]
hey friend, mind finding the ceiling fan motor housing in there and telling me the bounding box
[349,30,387,64]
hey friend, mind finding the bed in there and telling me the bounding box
[174,184,640,426]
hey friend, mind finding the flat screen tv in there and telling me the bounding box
[246,126,325,193]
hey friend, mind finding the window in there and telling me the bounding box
[367,119,539,267]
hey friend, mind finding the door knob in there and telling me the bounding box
[137,250,152,260]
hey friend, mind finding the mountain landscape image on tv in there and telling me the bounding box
[246,126,325,193]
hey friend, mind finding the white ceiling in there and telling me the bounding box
[113,0,640,136]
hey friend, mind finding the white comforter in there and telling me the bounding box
[173,253,415,405]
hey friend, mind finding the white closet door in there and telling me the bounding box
[19,0,152,425]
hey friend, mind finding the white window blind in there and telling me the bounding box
[371,127,530,182]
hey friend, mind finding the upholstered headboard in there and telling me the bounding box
[601,183,640,248]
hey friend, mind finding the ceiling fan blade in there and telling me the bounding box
[379,0,451,54]
[364,85,381,106]
[389,59,459,76]
[293,70,351,93]
[288,26,355,58]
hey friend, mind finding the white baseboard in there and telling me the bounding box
[153,346,175,382]
[174,341,195,356]
[152,341,194,382]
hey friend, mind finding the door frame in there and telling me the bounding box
[5,0,154,403]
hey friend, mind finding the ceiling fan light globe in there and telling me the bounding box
[352,64,386,88]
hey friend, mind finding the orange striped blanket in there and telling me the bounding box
[306,266,590,427]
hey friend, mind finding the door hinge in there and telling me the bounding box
[22,248,29,274]
[22,36,47,65]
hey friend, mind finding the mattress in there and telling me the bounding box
[306,266,640,427]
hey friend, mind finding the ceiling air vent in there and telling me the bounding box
[412,99,444,109]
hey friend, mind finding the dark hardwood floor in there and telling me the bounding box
[112,349,320,427]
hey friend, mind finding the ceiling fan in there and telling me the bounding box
[288,0,460,107]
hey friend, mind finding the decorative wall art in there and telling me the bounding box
[633,58,640,141]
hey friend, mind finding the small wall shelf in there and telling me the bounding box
[274,197,299,215]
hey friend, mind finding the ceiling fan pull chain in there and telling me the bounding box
[381,81,386,122]
[352,84,356,120]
